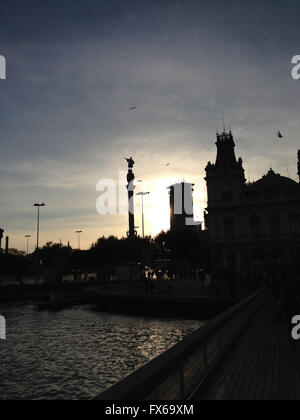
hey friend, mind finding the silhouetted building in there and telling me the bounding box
[205,131,300,293]
[168,182,196,232]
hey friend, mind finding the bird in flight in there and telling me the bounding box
[276,131,283,138]
[165,163,170,167]
[129,106,138,111]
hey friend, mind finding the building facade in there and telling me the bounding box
[205,131,300,295]
[168,182,196,232]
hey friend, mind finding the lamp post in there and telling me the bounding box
[25,235,31,255]
[137,192,150,239]
[75,230,82,250]
[34,203,45,249]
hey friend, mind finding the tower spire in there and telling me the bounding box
[222,116,226,133]
[215,130,236,167]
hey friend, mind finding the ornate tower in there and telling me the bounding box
[205,130,246,276]
[126,157,136,237]
[205,131,246,209]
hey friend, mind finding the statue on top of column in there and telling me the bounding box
[125,157,135,169]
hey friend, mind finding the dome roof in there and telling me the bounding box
[252,169,298,188]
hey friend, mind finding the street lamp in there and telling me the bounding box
[137,192,150,239]
[34,203,45,249]
[25,235,31,255]
[75,230,83,250]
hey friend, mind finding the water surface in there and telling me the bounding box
[0,302,203,400]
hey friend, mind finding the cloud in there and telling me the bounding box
[1,0,300,250]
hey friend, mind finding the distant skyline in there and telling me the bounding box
[0,0,300,251]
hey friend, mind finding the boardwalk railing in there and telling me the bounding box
[96,289,265,401]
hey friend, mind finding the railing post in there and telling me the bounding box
[178,365,185,399]
[218,331,222,355]
[228,320,232,344]
[203,344,208,372]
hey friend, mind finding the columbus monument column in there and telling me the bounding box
[0,228,4,254]
[125,157,136,237]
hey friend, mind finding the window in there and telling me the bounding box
[269,214,281,236]
[224,217,235,239]
[226,251,236,270]
[264,187,279,201]
[250,216,261,238]
[245,191,261,202]
[289,214,300,234]
[221,191,233,203]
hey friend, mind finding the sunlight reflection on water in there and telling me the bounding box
[0,302,204,400]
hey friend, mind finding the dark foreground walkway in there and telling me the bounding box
[195,300,300,400]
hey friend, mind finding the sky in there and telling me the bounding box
[0,0,300,251]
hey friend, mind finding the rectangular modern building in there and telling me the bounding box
[168,182,196,232]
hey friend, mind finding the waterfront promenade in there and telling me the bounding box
[195,300,300,400]
[88,281,234,318]
[98,290,300,400]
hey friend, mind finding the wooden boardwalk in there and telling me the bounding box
[195,299,300,400]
